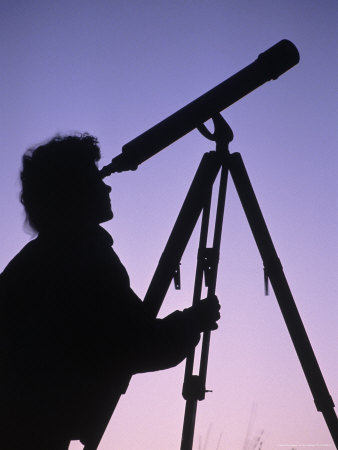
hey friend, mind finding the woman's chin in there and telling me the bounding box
[99,210,114,223]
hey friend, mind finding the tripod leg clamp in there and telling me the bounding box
[198,248,219,287]
[173,263,181,290]
[182,375,209,401]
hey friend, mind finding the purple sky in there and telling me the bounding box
[1,1,337,449]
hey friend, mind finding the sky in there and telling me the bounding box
[1,1,337,449]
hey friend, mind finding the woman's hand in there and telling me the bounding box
[184,295,221,332]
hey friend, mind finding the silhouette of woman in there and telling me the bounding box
[0,134,220,449]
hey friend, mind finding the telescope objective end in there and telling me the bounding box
[257,39,300,80]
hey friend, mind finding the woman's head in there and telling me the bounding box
[20,133,113,233]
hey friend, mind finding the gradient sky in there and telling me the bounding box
[1,1,337,449]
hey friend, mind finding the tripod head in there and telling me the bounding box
[197,114,233,153]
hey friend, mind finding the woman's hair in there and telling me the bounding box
[20,133,101,233]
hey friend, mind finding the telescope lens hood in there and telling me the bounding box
[257,39,300,80]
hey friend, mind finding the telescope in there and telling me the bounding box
[101,39,299,177]
[88,40,338,450]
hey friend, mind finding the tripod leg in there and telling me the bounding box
[143,151,222,318]
[181,180,213,450]
[229,152,338,446]
[199,159,229,383]
[181,162,229,450]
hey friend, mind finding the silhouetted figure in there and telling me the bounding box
[0,134,220,449]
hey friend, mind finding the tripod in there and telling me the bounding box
[84,114,338,450]
[142,114,338,449]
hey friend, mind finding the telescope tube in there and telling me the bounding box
[101,39,299,176]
